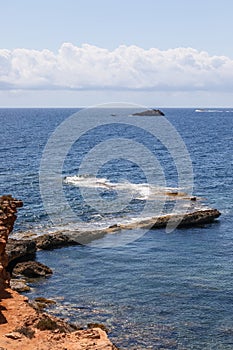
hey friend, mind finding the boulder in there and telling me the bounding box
[13,261,53,278]
[10,278,30,292]
[6,239,36,264]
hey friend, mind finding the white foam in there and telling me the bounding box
[195,109,233,113]
[64,175,187,201]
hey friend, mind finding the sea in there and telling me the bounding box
[0,107,233,349]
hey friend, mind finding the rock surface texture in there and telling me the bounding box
[35,232,80,250]
[0,195,23,289]
[12,261,53,278]
[0,288,118,350]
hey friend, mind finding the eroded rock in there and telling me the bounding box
[13,261,53,278]
[6,239,36,264]
[10,279,30,292]
[0,195,23,289]
[35,232,80,250]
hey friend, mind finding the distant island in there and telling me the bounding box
[132,108,165,116]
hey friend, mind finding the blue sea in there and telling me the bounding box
[0,107,233,349]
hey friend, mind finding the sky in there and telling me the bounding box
[1,0,233,107]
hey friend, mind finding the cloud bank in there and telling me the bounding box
[0,43,233,91]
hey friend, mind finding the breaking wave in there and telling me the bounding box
[63,174,192,201]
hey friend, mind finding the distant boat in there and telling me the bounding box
[195,109,206,112]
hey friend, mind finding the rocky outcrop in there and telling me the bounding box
[0,197,119,349]
[56,208,221,245]
[0,194,221,349]
[6,239,36,269]
[35,232,80,250]
[133,108,165,116]
[0,288,118,350]
[112,208,221,232]
[136,208,221,230]
[10,278,30,292]
[0,195,23,289]
[13,261,53,278]
[166,208,221,228]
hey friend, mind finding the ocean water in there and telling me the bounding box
[0,108,233,349]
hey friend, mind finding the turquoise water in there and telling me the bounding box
[0,108,233,349]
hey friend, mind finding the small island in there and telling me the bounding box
[132,108,165,116]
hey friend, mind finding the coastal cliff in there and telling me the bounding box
[0,195,118,350]
[0,195,23,289]
[0,195,221,349]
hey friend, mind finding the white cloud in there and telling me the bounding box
[0,43,233,91]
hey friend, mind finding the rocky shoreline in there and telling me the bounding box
[0,195,118,350]
[0,195,221,349]
[4,200,221,290]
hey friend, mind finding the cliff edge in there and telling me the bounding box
[0,195,23,289]
[0,195,118,350]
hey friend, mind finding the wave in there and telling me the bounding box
[63,175,193,201]
[14,175,207,242]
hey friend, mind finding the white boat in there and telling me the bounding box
[195,109,205,112]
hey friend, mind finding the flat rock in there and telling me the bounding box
[152,208,221,228]
[13,261,53,278]
[111,208,221,231]
[35,232,80,250]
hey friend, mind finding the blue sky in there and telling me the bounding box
[1,0,233,107]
